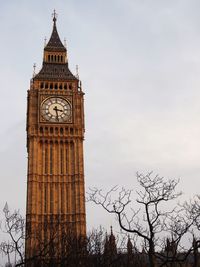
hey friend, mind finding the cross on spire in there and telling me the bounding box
[52,9,58,23]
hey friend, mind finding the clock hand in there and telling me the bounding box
[53,106,59,121]
[56,108,63,113]
[53,106,63,113]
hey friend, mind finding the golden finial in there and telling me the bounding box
[52,9,58,23]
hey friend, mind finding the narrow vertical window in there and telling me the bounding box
[45,144,48,174]
[44,185,48,213]
[70,142,75,214]
[60,147,63,174]
[70,142,75,175]
[50,143,53,175]
[65,145,68,174]
[66,184,68,213]
[39,184,42,214]
[40,141,43,175]
[76,141,79,173]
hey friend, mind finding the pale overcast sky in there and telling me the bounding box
[0,0,200,231]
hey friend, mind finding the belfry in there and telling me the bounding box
[25,11,86,263]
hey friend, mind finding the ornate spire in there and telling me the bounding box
[34,11,77,81]
[127,236,133,255]
[52,9,57,23]
[44,10,66,52]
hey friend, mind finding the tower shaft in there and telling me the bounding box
[25,14,86,264]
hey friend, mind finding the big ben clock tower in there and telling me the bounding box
[25,11,86,262]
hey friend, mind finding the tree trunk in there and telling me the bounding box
[148,242,157,267]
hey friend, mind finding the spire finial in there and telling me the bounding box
[64,38,67,48]
[33,63,36,77]
[110,225,113,234]
[52,9,58,23]
[76,65,79,79]
[3,202,9,215]
[44,37,47,47]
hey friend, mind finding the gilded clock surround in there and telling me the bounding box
[25,13,86,264]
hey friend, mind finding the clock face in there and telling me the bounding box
[41,97,72,123]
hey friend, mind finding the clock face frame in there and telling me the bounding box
[40,97,72,123]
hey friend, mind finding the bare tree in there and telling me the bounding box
[182,196,200,267]
[88,172,183,267]
[0,203,25,266]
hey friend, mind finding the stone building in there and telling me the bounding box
[25,11,86,264]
